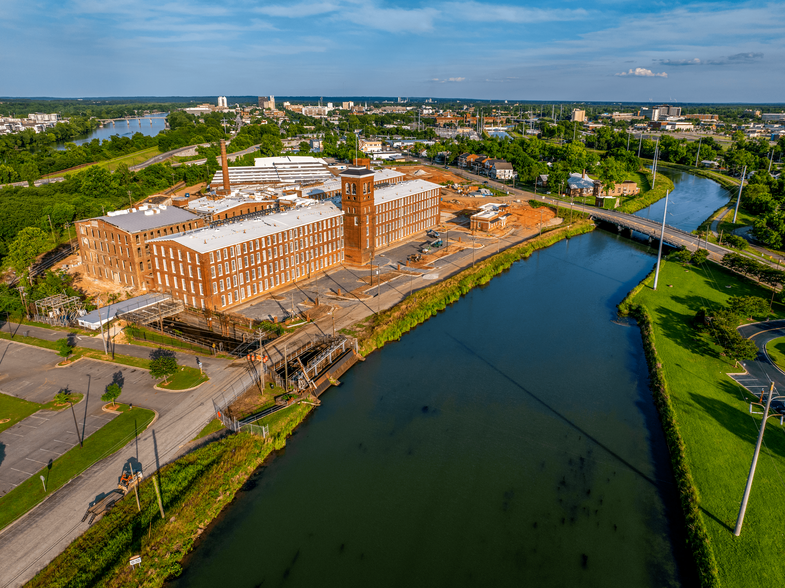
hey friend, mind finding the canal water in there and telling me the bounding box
[169,170,729,588]
[56,114,167,149]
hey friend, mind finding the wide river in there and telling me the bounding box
[55,114,167,149]
[169,170,731,588]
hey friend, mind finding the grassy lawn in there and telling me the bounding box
[631,260,785,587]
[765,338,785,373]
[192,418,225,441]
[0,393,43,434]
[124,326,213,355]
[0,404,155,531]
[0,391,84,434]
[44,147,161,178]
[617,168,675,213]
[158,366,208,390]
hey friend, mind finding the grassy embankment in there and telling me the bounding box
[43,146,162,179]
[357,216,595,356]
[0,392,83,434]
[28,403,313,588]
[765,338,785,372]
[0,404,156,531]
[124,325,214,355]
[618,259,785,588]
[617,168,675,214]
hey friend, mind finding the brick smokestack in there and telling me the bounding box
[220,139,230,194]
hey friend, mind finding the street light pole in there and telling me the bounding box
[733,165,747,224]
[734,383,775,536]
[653,190,670,291]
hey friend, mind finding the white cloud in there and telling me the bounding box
[445,1,589,23]
[616,68,668,78]
[341,4,439,33]
[254,2,339,18]
[432,77,465,83]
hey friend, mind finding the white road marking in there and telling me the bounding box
[26,458,48,466]
[10,467,35,476]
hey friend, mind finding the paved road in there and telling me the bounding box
[129,143,210,171]
[0,333,241,588]
[171,143,261,168]
[734,321,785,414]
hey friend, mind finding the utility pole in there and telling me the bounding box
[734,383,776,536]
[69,399,82,448]
[733,165,746,224]
[637,133,643,157]
[653,190,670,291]
[695,137,702,167]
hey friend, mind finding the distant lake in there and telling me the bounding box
[56,114,168,150]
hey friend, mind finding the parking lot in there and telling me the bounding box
[0,341,194,496]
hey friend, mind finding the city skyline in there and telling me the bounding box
[1,0,782,101]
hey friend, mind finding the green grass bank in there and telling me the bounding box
[618,168,675,214]
[619,259,785,588]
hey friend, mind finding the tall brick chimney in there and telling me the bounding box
[220,139,230,195]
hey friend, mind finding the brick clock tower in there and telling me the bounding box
[340,168,376,265]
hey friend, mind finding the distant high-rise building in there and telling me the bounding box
[342,101,354,110]
[641,104,682,121]
[257,96,275,110]
[217,96,228,108]
[571,109,586,122]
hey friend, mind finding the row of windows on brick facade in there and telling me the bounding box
[85,264,137,286]
[160,251,344,309]
[152,234,342,287]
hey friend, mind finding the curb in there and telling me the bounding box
[153,378,209,393]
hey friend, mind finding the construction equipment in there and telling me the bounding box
[119,470,143,493]
[407,253,422,262]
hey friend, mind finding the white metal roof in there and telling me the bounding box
[374,179,441,206]
[149,201,343,254]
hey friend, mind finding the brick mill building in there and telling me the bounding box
[146,201,344,310]
[75,205,204,290]
[340,168,440,265]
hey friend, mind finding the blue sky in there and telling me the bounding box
[1,0,783,102]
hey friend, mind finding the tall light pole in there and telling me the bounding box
[653,190,670,291]
[733,165,747,224]
[734,383,784,536]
